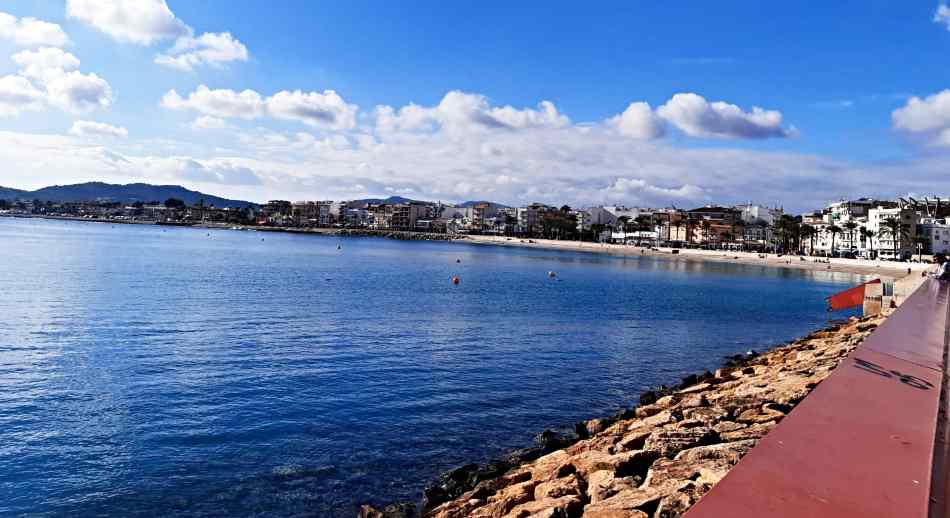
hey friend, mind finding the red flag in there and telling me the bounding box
[826,279,881,311]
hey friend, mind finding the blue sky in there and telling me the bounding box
[0,1,948,212]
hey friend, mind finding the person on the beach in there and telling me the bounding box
[931,254,950,281]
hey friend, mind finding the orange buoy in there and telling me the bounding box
[452,276,460,285]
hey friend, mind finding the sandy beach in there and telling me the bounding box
[460,235,933,279]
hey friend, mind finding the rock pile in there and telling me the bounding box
[360,313,884,518]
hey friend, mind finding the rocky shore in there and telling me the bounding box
[254,226,462,241]
[360,313,885,518]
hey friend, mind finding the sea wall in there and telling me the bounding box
[360,313,885,518]
[249,226,464,241]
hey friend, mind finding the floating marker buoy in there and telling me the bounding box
[548,271,557,278]
[452,276,460,285]
[456,258,461,263]
[337,244,342,250]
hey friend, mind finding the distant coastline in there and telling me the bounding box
[5,214,931,278]
[459,234,930,279]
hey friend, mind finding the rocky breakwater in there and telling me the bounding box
[335,229,464,241]
[360,314,885,518]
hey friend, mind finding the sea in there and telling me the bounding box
[0,217,862,517]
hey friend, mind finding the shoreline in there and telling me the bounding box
[362,313,887,518]
[459,234,929,279]
[4,215,929,279]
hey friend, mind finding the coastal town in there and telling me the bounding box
[2,193,948,261]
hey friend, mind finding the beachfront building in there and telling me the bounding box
[737,203,784,227]
[260,200,293,225]
[866,206,918,260]
[685,206,743,247]
[517,203,550,236]
[290,201,336,227]
[919,218,950,255]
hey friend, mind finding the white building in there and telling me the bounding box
[737,203,783,226]
[919,218,950,255]
[867,206,918,260]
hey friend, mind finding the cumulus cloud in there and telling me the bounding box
[265,90,357,129]
[936,4,950,30]
[69,120,128,138]
[162,85,359,129]
[65,0,188,45]
[656,93,796,139]
[5,46,113,116]
[0,11,70,47]
[608,102,666,139]
[154,32,248,71]
[600,178,705,202]
[46,71,112,113]
[375,91,569,135]
[162,85,265,119]
[66,0,248,72]
[0,75,46,116]
[891,89,950,145]
[13,47,81,83]
[138,156,263,185]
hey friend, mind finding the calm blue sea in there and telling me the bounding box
[0,218,861,517]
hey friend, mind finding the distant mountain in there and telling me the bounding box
[0,186,26,199]
[350,196,426,206]
[458,200,510,209]
[0,182,256,208]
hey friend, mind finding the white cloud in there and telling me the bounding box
[375,91,569,135]
[162,85,264,119]
[608,102,665,139]
[891,89,950,142]
[0,75,45,116]
[46,71,113,113]
[265,90,357,129]
[162,85,358,129]
[65,0,188,45]
[155,32,248,71]
[137,156,263,185]
[656,92,796,139]
[190,115,232,130]
[66,0,249,73]
[13,47,81,83]
[935,4,950,30]
[600,178,705,202]
[5,46,113,117]
[0,11,70,47]
[69,120,128,138]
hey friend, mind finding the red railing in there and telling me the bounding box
[684,279,950,518]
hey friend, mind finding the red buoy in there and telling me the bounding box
[452,276,460,285]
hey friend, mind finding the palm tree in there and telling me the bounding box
[616,216,629,244]
[825,224,844,257]
[825,224,843,257]
[671,218,684,244]
[700,220,712,246]
[732,219,746,250]
[800,224,817,255]
[879,217,910,260]
[686,216,698,245]
[843,221,859,254]
[861,227,876,259]
[773,216,800,253]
